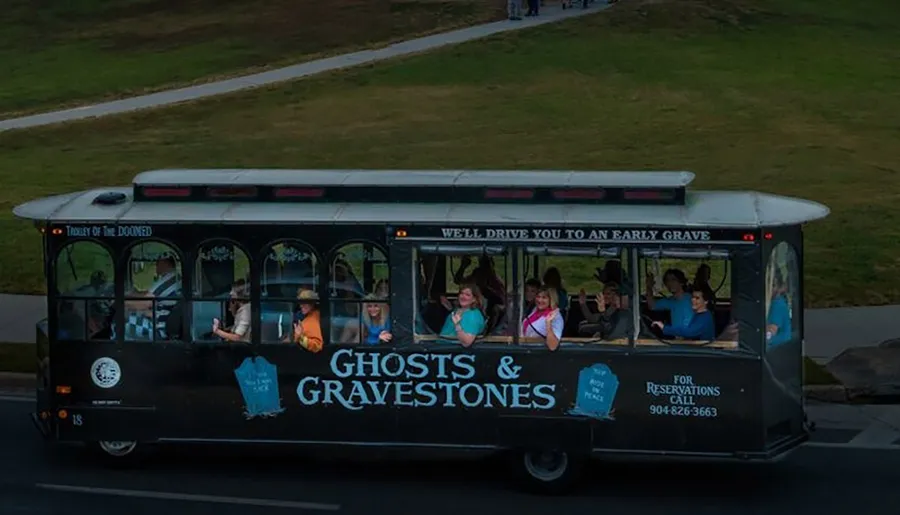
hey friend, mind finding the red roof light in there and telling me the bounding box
[142,186,191,198]
[553,188,606,200]
[275,187,326,198]
[484,189,534,200]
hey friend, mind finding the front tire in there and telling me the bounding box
[87,440,145,467]
[510,448,583,495]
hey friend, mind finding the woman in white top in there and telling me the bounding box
[212,279,251,343]
[521,287,563,351]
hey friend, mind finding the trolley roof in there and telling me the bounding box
[12,169,830,229]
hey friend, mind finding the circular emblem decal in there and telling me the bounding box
[90,357,121,389]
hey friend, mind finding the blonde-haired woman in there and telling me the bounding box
[341,295,393,345]
[522,286,563,351]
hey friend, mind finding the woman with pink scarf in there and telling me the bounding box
[521,287,563,350]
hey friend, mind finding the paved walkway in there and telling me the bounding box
[0,5,603,133]
[3,292,898,361]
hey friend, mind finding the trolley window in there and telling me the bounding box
[121,241,184,342]
[330,242,390,346]
[260,240,319,345]
[193,240,251,343]
[54,240,115,341]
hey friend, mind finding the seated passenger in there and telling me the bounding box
[522,287,563,351]
[595,259,632,300]
[211,279,251,343]
[454,256,507,315]
[438,284,486,347]
[342,295,393,345]
[767,271,792,346]
[523,278,541,314]
[122,255,182,340]
[646,268,692,330]
[542,267,568,314]
[651,290,715,341]
[577,283,633,340]
[692,264,717,307]
[292,289,323,353]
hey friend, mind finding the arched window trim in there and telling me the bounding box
[53,238,116,298]
[191,238,253,297]
[326,239,390,300]
[258,238,321,300]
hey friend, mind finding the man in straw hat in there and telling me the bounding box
[293,289,323,353]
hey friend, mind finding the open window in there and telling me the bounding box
[638,248,738,350]
[54,240,115,341]
[414,244,512,345]
[520,245,632,347]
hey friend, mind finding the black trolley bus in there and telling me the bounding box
[14,169,828,492]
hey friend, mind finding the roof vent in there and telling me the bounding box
[92,191,128,205]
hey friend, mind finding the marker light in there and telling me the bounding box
[51,228,63,235]
[142,187,191,198]
[764,232,774,240]
[395,229,408,238]
[484,189,534,200]
[275,187,326,198]
[57,409,68,419]
[742,233,756,242]
[56,385,71,394]
[552,189,606,200]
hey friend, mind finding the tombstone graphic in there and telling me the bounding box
[234,356,286,419]
[568,363,619,420]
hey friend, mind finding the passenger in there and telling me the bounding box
[692,264,717,307]
[542,267,568,314]
[646,268,692,330]
[374,279,389,299]
[577,283,633,340]
[522,287,563,351]
[651,289,715,341]
[292,289,324,353]
[122,255,182,340]
[523,278,541,314]
[211,279,251,343]
[453,256,506,313]
[767,270,792,346]
[595,260,632,300]
[438,284,486,347]
[341,295,393,345]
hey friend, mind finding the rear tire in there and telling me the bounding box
[509,448,583,495]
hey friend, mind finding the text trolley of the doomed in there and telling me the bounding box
[645,375,721,418]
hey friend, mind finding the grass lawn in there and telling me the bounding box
[2,0,900,307]
[803,356,840,386]
[0,0,504,118]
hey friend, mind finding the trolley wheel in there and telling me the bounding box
[509,448,584,495]
[87,440,146,467]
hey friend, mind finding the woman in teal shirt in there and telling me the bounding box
[439,284,486,347]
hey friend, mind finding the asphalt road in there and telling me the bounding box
[3,398,900,515]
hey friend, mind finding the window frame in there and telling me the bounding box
[520,245,634,349]
[634,245,748,353]
[52,239,116,343]
[190,238,252,344]
[327,240,391,347]
[119,238,186,343]
[258,238,321,346]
